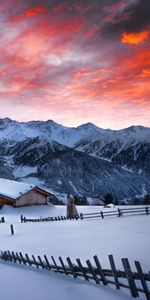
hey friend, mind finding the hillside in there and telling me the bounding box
[0,118,149,202]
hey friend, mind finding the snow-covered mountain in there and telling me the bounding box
[0,118,149,202]
[0,118,104,146]
[1,118,149,176]
[0,118,149,145]
[73,125,150,177]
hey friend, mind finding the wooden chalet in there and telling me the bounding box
[0,178,52,207]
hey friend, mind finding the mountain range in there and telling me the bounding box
[0,117,149,203]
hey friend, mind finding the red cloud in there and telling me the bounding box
[107,1,128,12]
[67,44,150,121]
[121,31,149,45]
[83,28,96,38]
[74,3,87,13]
[62,18,83,33]
[0,1,149,128]
[104,1,129,21]
[5,13,84,69]
[24,5,47,17]
[52,2,68,13]
[9,5,48,23]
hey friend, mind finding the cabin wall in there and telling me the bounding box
[0,196,15,207]
[16,189,47,207]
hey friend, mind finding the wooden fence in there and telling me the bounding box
[0,250,150,299]
[20,206,150,223]
[20,215,79,223]
[80,206,150,220]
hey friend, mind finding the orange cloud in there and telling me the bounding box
[141,69,150,76]
[121,31,149,45]
[120,47,150,74]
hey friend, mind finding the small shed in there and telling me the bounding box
[0,178,52,207]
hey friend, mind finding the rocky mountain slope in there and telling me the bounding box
[0,118,149,202]
[74,126,150,177]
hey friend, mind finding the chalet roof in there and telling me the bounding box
[0,178,51,200]
[0,178,36,200]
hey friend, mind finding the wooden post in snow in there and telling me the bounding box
[66,194,79,219]
[10,224,14,235]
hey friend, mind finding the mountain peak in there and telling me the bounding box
[126,125,145,131]
[78,122,96,128]
[76,122,103,131]
[0,117,13,123]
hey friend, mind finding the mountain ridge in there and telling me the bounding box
[0,118,149,203]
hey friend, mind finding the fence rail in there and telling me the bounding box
[80,206,150,220]
[0,250,150,299]
[20,206,150,223]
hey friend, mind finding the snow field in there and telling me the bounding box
[0,261,134,300]
[0,205,150,300]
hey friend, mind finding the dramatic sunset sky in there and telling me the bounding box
[0,0,149,128]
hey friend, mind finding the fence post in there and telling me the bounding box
[76,258,89,281]
[118,208,122,217]
[145,207,149,215]
[86,259,99,284]
[38,255,45,268]
[1,216,5,223]
[16,252,21,264]
[122,258,139,298]
[32,255,39,268]
[59,256,68,274]
[20,215,24,223]
[51,256,59,272]
[93,255,108,285]
[44,255,51,270]
[19,252,26,265]
[7,250,11,260]
[11,251,17,262]
[80,213,83,220]
[100,211,104,219]
[25,253,32,266]
[3,251,8,261]
[108,254,120,289]
[66,257,77,278]
[135,261,150,300]
[10,224,14,235]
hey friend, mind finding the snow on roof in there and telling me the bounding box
[0,178,35,200]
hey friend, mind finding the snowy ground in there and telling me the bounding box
[0,261,134,300]
[0,205,150,300]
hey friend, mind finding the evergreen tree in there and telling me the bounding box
[104,193,114,205]
[143,194,150,204]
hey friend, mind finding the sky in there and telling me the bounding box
[0,0,149,129]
